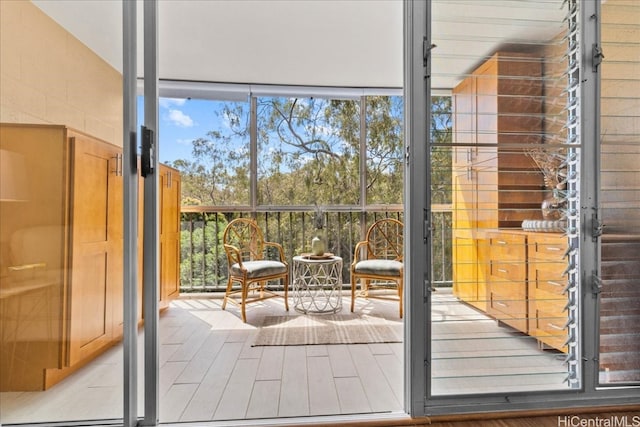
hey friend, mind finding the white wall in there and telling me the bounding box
[33,0,404,88]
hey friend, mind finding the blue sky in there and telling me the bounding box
[137,96,219,164]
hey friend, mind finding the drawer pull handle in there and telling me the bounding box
[495,301,508,307]
[546,247,561,252]
[496,240,507,245]
[497,268,508,274]
[547,323,565,331]
[547,280,563,287]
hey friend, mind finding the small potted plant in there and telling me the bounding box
[311,205,326,256]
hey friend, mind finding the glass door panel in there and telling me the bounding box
[598,0,640,386]
[0,1,124,424]
[430,0,578,395]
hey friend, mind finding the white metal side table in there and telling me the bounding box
[292,254,343,314]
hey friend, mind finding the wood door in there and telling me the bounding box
[68,133,122,366]
[452,166,477,238]
[452,237,477,302]
[159,165,181,310]
[453,75,476,164]
[452,77,479,303]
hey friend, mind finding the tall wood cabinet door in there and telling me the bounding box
[452,167,477,236]
[453,75,476,164]
[453,237,477,302]
[110,152,124,338]
[68,133,122,366]
[159,166,181,310]
[453,74,479,235]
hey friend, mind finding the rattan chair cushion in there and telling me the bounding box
[353,259,403,276]
[230,260,288,279]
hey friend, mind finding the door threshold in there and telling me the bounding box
[158,411,418,427]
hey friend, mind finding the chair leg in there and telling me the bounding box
[222,276,233,310]
[398,279,404,319]
[241,282,249,323]
[351,275,356,312]
[283,274,289,311]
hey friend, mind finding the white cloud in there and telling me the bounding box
[159,98,187,109]
[167,109,194,127]
[176,138,193,146]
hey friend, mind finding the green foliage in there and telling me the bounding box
[366,96,404,204]
[168,101,250,206]
[169,95,454,289]
[256,97,361,205]
[431,96,453,205]
[180,212,229,290]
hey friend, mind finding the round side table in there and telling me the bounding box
[292,255,343,314]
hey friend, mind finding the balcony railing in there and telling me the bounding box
[179,207,452,292]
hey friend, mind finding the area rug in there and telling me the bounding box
[252,313,403,346]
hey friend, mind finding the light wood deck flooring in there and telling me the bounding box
[1,295,404,425]
[1,290,572,425]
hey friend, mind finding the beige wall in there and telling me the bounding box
[0,0,122,146]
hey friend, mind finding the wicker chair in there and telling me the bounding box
[350,218,404,318]
[222,218,289,322]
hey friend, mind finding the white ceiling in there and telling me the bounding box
[32,0,566,91]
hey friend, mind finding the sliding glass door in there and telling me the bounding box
[0,1,126,425]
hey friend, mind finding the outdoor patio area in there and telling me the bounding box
[0,289,568,425]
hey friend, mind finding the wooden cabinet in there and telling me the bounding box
[159,164,181,310]
[527,233,568,352]
[452,51,544,231]
[139,164,182,313]
[452,236,488,311]
[0,124,123,390]
[1,124,68,391]
[484,230,569,349]
[486,232,528,333]
[67,131,124,366]
[0,123,181,391]
[471,230,570,351]
[452,52,544,305]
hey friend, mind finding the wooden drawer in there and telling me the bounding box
[489,233,526,261]
[490,289,528,332]
[527,232,569,352]
[529,263,567,295]
[530,306,568,352]
[490,290,527,316]
[490,260,526,282]
[529,234,566,260]
[487,231,528,333]
[530,289,566,313]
